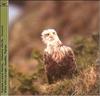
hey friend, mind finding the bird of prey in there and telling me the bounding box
[41,29,76,84]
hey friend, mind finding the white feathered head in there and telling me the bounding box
[41,29,61,46]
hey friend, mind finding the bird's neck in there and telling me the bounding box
[47,40,63,48]
[46,40,63,54]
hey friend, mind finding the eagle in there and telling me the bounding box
[41,29,77,84]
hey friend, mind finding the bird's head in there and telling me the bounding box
[41,29,61,46]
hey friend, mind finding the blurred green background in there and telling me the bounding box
[9,0,99,95]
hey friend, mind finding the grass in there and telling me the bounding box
[9,32,99,95]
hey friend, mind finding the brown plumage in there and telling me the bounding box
[41,29,76,84]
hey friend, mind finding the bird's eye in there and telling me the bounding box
[53,32,55,34]
[45,33,49,36]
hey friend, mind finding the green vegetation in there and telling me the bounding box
[9,33,99,95]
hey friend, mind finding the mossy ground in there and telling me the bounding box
[9,33,99,95]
